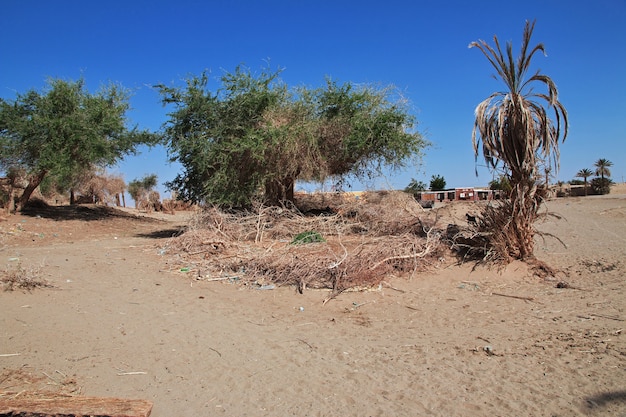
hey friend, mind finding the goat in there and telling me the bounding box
[466,213,478,226]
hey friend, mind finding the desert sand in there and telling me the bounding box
[1,187,625,416]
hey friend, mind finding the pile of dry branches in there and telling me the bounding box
[447,197,562,266]
[164,191,445,294]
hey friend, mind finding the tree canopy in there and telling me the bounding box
[0,78,157,211]
[593,158,612,181]
[158,66,426,206]
[429,175,446,191]
[404,178,426,194]
[575,168,593,196]
[128,173,158,204]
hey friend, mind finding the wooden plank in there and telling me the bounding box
[0,396,152,417]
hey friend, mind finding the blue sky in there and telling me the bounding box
[1,0,625,202]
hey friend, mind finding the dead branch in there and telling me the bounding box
[491,292,535,302]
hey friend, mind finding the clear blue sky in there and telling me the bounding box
[2,0,625,201]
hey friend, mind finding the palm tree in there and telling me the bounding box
[576,168,593,196]
[594,158,612,181]
[470,20,568,261]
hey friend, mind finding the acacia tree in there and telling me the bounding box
[470,20,568,261]
[0,78,156,211]
[158,66,425,207]
[575,168,593,196]
[128,174,158,207]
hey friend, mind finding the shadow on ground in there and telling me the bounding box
[20,204,160,222]
[584,390,626,412]
[135,227,186,239]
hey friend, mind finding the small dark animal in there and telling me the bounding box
[305,206,335,216]
[466,213,478,226]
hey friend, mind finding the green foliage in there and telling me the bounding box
[488,175,512,193]
[0,78,157,210]
[158,66,426,207]
[404,178,426,194]
[575,168,594,196]
[291,231,325,245]
[429,175,446,191]
[128,174,158,203]
[568,179,584,185]
[594,158,612,180]
[591,177,612,195]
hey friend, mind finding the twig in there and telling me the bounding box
[491,292,534,302]
[328,238,348,269]
[381,281,405,293]
[117,371,147,376]
[42,372,58,384]
[352,301,372,309]
[0,353,20,357]
[296,338,314,349]
[590,313,624,322]
[204,276,235,282]
[208,347,222,357]
[369,244,433,270]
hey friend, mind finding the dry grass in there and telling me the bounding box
[1,262,52,292]
[0,368,81,399]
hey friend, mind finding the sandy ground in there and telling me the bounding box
[1,189,625,416]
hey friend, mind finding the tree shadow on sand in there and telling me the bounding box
[135,228,186,239]
[584,390,626,412]
[20,203,159,222]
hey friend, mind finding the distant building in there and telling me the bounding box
[416,187,501,203]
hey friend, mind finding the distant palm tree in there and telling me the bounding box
[470,20,568,261]
[594,158,613,181]
[576,168,593,196]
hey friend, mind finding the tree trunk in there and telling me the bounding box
[508,180,538,260]
[70,188,76,205]
[264,176,295,206]
[15,170,47,212]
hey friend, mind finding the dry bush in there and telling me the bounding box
[164,194,446,293]
[447,199,562,266]
[1,262,52,292]
[162,198,195,213]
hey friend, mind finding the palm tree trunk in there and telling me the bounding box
[508,179,538,260]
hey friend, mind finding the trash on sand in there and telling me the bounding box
[256,284,276,290]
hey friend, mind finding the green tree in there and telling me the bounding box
[489,174,512,194]
[0,78,156,211]
[404,178,427,194]
[591,158,613,195]
[590,177,612,195]
[594,158,612,182]
[575,168,593,196]
[128,173,158,205]
[429,175,446,191]
[470,20,568,261]
[158,66,426,206]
